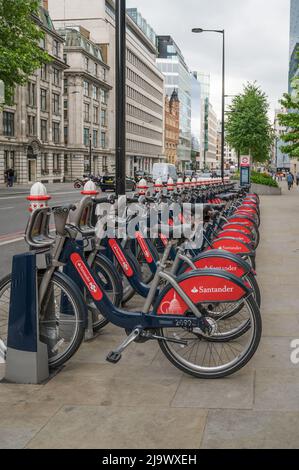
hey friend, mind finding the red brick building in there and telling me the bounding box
[164,90,180,165]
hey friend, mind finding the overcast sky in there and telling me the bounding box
[127,0,290,121]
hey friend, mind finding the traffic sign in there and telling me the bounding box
[240,156,251,167]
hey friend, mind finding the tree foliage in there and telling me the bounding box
[225,83,274,163]
[278,79,299,158]
[0,0,50,104]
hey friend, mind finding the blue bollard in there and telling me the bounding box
[5,252,49,384]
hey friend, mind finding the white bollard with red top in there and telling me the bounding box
[177,177,184,190]
[81,180,99,196]
[167,177,175,192]
[185,177,191,189]
[27,182,51,212]
[154,178,163,193]
[191,177,197,189]
[137,178,149,196]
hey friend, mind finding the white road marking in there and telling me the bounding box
[0,206,14,210]
[0,237,24,247]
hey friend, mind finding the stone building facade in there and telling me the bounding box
[48,0,165,177]
[0,5,68,184]
[164,90,180,165]
[57,26,112,180]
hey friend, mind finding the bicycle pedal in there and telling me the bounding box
[106,351,122,364]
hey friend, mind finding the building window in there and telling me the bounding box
[28,115,36,136]
[28,82,36,107]
[53,67,60,86]
[84,103,90,122]
[101,109,107,126]
[41,119,47,142]
[52,93,60,115]
[63,53,68,64]
[64,78,68,95]
[93,85,98,100]
[4,150,15,170]
[41,154,48,174]
[40,64,47,81]
[102,155,108,173]
[101,131,106,149]
[40,89,47,111]
[100,89,107,105]
[94,63,98,76]
[40,36,46,49]
[84,128,90,146]
[52,122,60,143]
[93,106,99,124]
[53,153,60,172]
[83,80,90,97]
[64,154,69,173]
[85,57,89,71]
[93,129,98,148]
[64,126,68,145]
[53,39,60,58]
[3,112,14,136]
[102,68,107,81]
[64,100,68,120]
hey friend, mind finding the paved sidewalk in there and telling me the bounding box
[1,182,299,449]
[0,182,75,197]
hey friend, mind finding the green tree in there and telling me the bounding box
[278,79,299,158]
[0,0,50,104]
[225,83,274,164]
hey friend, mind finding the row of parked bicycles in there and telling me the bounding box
[0,177,261,379]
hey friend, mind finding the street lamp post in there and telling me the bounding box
[89,133,92,175]
[192,28,225,180]
[115,0,126,196]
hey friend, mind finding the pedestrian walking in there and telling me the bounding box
[287,172,294,191]
[296,172,299,186]
[7,168,15,187]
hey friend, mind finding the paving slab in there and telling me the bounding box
[26,406,207,449]
[171,369,254,410]
[0,402,62,449]
[250,336,297,369]
[261,314,299,337]
[254,369,299,411]
[31,371,181,408]
[0,382,42,404]
[201,410,299,449]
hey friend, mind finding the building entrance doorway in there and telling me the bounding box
[28,159,36,183]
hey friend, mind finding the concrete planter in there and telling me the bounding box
[251,183,282,196]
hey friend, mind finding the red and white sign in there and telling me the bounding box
[240,156,251,167]
[71,253,103,301]
[108,239,134,277]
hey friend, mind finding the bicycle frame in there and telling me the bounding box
[58,237,252,332]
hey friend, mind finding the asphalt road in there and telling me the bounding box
[0,185,86,277]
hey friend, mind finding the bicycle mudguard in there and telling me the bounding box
[181,249,252,277]
[216,230,253,245]
[153,270,252,315]
[221,223,253,236]
[209,237,253,255]
[227,216,257,228]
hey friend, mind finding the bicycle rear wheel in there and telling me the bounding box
[158,295,262,379]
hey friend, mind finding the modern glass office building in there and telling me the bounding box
[289,0,299,90]
[156,36,192,169]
